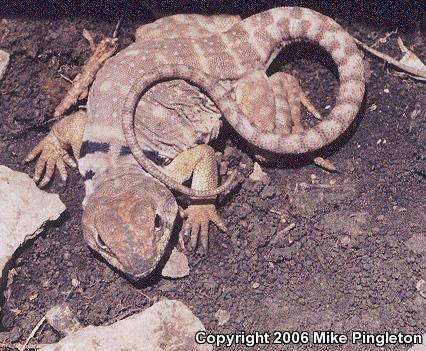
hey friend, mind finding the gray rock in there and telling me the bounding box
[249,162,267,182]
[162,248,190,278]
[46,303,82,336]
[408,333,426,351]
[405,233,426,254]
[0,166,65,285]
[40,299,212,351]
[0,50,10,81]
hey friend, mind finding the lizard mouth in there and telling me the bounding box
[83,220,165,281]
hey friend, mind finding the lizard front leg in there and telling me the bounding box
[25,110,87,186]
[164,144,226,252]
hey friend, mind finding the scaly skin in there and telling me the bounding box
[122,7,365,197]
[26,7,365,279]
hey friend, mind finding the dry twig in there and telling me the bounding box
[19,315,46,351]
[53,30,118,117]
[313,156,337,172]
[354,37,426,82]
[112,14,125,38]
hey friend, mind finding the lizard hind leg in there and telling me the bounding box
[235,70,334,171]
[234,70,282,163]
[275,73,336,172]
[272,72,322,133]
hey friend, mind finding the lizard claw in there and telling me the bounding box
[181,203,227,253]
[25,132,76,187]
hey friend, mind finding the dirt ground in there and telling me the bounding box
[0,0,425,350]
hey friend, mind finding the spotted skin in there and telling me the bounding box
[26,7,365,279]
[121,7,365,196]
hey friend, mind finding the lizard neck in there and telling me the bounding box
[81,162,155,208]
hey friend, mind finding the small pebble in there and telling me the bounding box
[215,309,231,326]
[252,282,260,289]
[416,279,426,298]
[28,292,38,301]
[63,251,71,261]
[0,49,10,81]
[249,162,267,182]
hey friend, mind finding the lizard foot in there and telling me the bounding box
[181,203,227,253]
[25,132,77,187]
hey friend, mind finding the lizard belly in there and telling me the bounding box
[79,41,222,204]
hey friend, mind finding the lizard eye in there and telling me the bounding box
[154,214,163,231]
[95,233,108,251]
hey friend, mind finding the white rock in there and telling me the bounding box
[40,299,212,351]
[408,333,426,351]
[416,279,426,298]
[249,162,267,182]
[46,303,82,336]
[0,166,65,284]
[0,50,10,81]
[405,233,426,254]
[214,309,230,326]
[161,248,190,278]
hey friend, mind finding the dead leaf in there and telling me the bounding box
[28,292,38,301]
[4,268,17,300]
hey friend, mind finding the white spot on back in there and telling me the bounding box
[124,49,141,57]
[99,80,113,92]
[120,85,130,95]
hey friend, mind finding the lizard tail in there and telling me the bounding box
[122,7,365,198]
[222,6,365,153]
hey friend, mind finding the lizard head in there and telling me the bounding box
[81,169,178,280]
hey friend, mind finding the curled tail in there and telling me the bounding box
[122,7,365,198]
[223,6,365,153]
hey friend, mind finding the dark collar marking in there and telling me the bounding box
[119,145,131,156]
[119,146,166,166]
[142,149,166,166]
[80,141,110,158]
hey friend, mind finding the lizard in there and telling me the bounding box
[25,7,365,280]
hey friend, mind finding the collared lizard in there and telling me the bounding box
[25,7,365,280]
